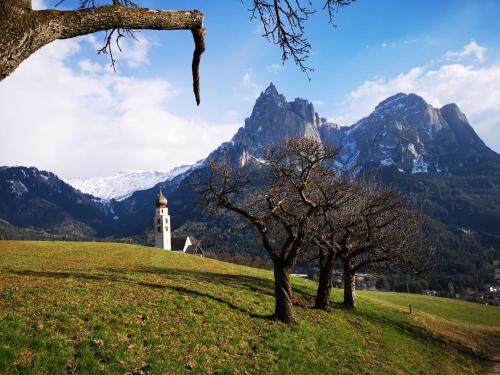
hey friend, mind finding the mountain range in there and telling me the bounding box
[65,166,195,202]
[62,83,498,199]
[1,84,499,292]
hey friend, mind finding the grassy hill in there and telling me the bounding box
[0,241,499,374]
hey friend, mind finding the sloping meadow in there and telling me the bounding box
[1,241,498,374]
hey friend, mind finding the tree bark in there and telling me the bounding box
[314,250,336,310]
[273,261,296,324]
[342,259,356,308]
[0,0,205,103]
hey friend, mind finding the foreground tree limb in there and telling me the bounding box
[1,0,355,104]
[0,0,206,104]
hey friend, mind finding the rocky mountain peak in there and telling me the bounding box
[364,92,445,137]
[374,92,408,109]
[440,103,468,124]
[253,82,287,110]
[214,84,320,165]
[208,85,498,174]
[381,92,430,114]
[439,102,493,157]
[263,82,278,96]
[318,92,499,175]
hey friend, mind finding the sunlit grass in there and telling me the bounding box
[1,241,498,374]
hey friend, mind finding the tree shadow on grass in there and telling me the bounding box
[6,269,495,366]
[120,266,278,297]
[105,266,315,301]
[8,269,275,321]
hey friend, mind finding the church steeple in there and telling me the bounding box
[154,189,171,250]
[156,189,168,208]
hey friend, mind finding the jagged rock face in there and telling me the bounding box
[439,103,493,156]
[206,85,498,174]
[340,93,448,173]
[334,93,499,174]
[209,83,321,167]
[317,121,345,150]
[236,83,320,150]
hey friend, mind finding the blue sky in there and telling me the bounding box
[1,0,500,177]
[103,0,500,123]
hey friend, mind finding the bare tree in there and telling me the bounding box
[204,137,340,323]
[313,181,428,309]
[306,177,359,310]
[0,0,353,103]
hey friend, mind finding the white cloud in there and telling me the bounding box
[313,100,325,107]
[225,110,240,122]
[84,33,151,69]
[445,41,487,63]
[267,63,284,73]
[117,33,151,68]
[242,70,262,101]
[333,60,500,153]
[32,0,46,10]
[78,59,104,74]
[0,38,238,178]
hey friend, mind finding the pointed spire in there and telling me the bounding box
[156,188,168,208]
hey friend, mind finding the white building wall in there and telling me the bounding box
[183,237,192,252]
[154,207,171,250]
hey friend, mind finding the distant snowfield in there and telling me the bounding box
[64,165,193,201]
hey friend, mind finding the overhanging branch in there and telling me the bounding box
[1,3,207,104]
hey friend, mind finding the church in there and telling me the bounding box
[154,190,204,256]
[154,189,171,250]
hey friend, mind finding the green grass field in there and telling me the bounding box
[0,241,499,374]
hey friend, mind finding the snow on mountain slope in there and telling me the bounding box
[65,165,193,201]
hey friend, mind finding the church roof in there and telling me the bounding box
[185,239,203,256]
[170,235,203,255]
[156,189,168,207]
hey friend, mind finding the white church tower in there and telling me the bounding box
[154,189,171,250]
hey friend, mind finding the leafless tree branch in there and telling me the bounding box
[248,0,354,76]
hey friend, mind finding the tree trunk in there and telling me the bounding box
[342,260,356,308]
[273,261,296,324]
[315,250,336,310]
